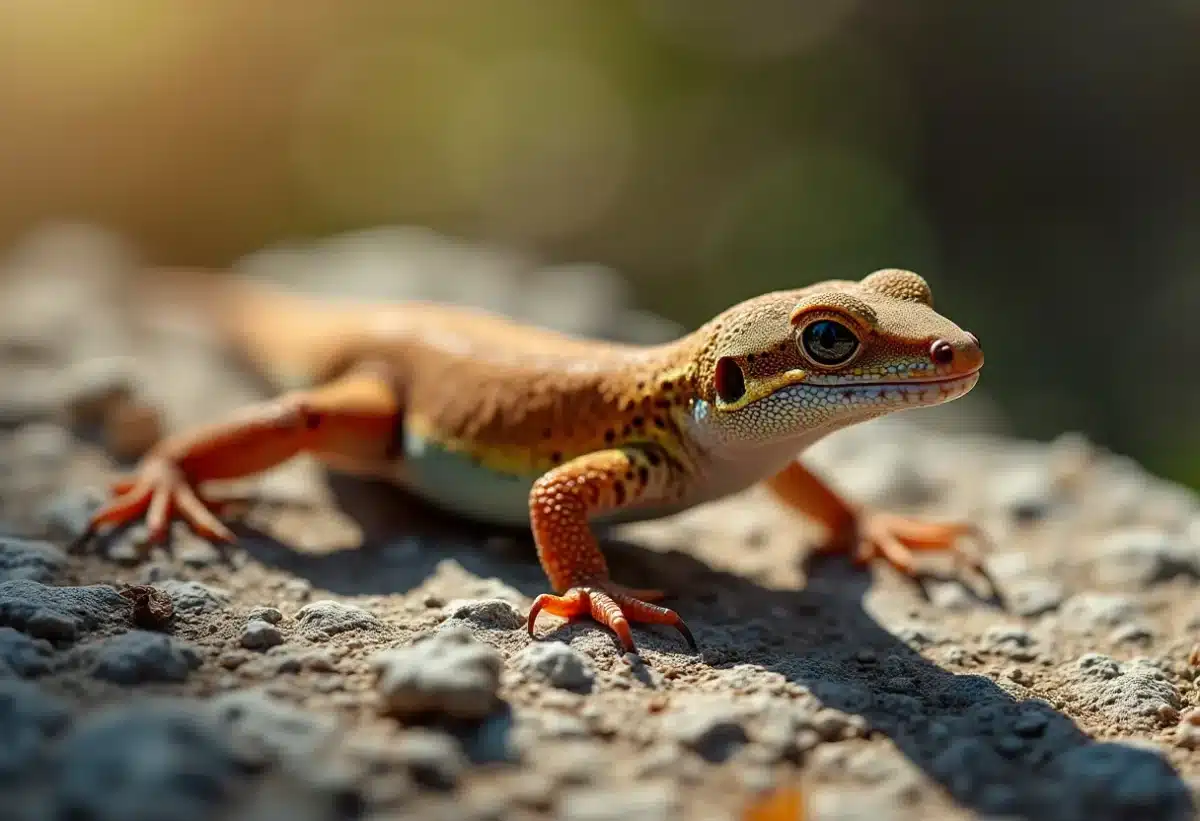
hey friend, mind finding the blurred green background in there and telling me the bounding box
[0,1,1197,487]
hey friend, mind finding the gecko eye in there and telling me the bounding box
[714,356,746,403]
[799,319,859,366]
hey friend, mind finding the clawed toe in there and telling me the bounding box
[527,583,695,654]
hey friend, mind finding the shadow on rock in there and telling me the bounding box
[228,475,1195,821]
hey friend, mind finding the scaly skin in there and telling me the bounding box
[78,267,987,654]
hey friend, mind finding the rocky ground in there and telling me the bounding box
[2,224,1199,821]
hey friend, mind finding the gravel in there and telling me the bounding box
[372,627,503,720]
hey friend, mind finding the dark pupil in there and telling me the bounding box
[803,320,858,364]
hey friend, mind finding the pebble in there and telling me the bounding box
[58,355,138,428]
[511,642,595,692]
[1065,654,1183,730]
[119,584,175,630]
[154,580,230,615]
[241,620,284,651]
[1006,577,1065,617]
[980,625,1038,661]
[247,606,283,624]
[0,536,67,584]
[1090,526,1198,587]
[85,630,203,685]
[557,783,679,821]
[441,598,524,630]
[391,728,469,790]
[0,626,55,677]
[53,701,242,821]
[372,627,503,720]
[1060,593,1141,632]
[208,688,338,766]
[295,599,380,635]
[0,580,131,642]
[36,488,102,541]
[0,678,71,781]
[661,701,749,763]
[269,648,337,675]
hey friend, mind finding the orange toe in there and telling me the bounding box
[527,582,695,654]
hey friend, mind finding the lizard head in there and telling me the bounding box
[687,268,983,453]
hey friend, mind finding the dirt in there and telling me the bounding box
[1,223,1199,821]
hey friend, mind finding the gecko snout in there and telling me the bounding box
[929,333,983,372]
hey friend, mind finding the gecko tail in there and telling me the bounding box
[129,267,387,389]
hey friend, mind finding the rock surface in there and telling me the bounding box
[1,224,1199,821]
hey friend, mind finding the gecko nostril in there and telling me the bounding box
[929,339,955,366]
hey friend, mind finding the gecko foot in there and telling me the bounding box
[72,459,235,554]
[839,510,995,593]
[527,582,696,654]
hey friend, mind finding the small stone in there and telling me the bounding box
[86,630,202,684]
[511,642,595,692]
[987,460,1058,522]
[270,649,336,674]
[1060,593,1140,632]
[422,594,444,608]
[1065,655,1183,730]
[154,580,229,615]
[283,578,312,599]
[392,729,468,790]
[1091,526,1198,587]
[208,688,338,766]
[980,625,1038,661]
[441,598,524,630]
[54,701,242,821]
[0,679,71,780]
[241,620,284,651]
[0,626,55,677]
[0,580,131,642]
[0,536,67,584]
[246,606,282,624]
[37,489,103,541]
[295,599,380,635]
[1006,577,1064,617]
[372,627,502,720]
[59,355,138,428]
[558,783,679,821]
[662,701,749,763]
[119,585,174,629]
[102,399,163,463]
[1111,622,1155,645]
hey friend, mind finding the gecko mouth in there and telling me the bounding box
[830,367,983,389]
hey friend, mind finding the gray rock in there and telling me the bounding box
[247,606,283,624]
[0,537,67,584]
[558,784,679,821]
[53,701,242,821]
[511,642,595,692]
[662,701,749,763]
[1060,593,1140,632]
[86,630,202,684]
[295,599,379,635]
[1007,577,1065,617]
[980,625,1038,661]
[1090,526,1198,587]
[372,627,502,720]
[208,688,338,766]
[0,626,54,677]
[0,679,70,781]
[1065,654,1182,730]
[154,580,229,615]
[441,598,523,630]
[1110,622,1155,645]
[37,488,103,541]
[269,649,337,675]
[1048,742,1193,821]
[391,729,468,790]
[0,580,130,642]
[241,620,283,651]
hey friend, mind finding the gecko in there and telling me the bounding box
[76,266,988,654]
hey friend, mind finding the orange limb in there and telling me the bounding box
[765,459,989,582]
[526,447,695,654]
[77,367,400,551]
[742,786,806,821]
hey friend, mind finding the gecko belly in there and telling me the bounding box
[397,430,697,529]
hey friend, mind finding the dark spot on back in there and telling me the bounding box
[613,481,627,505]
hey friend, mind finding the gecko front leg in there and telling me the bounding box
[526,446,696,654]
